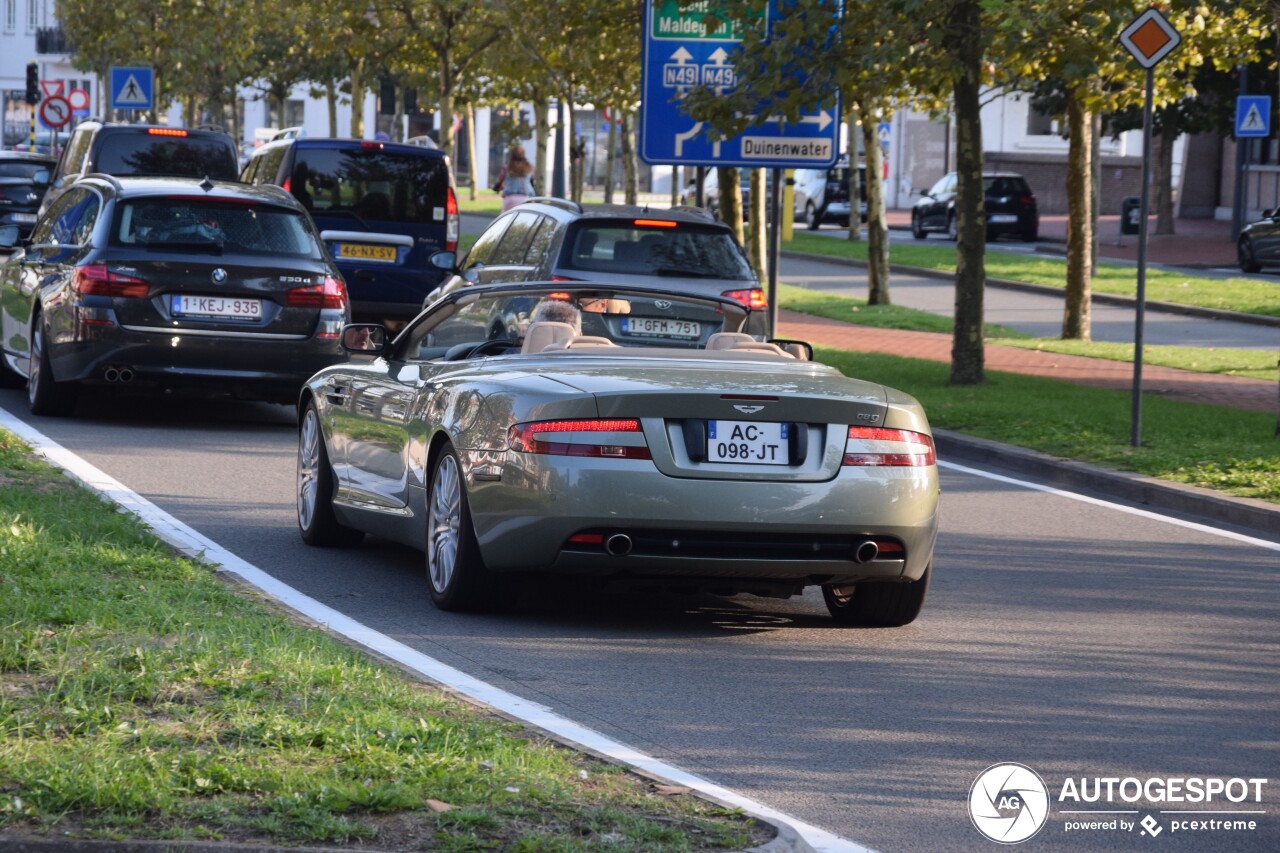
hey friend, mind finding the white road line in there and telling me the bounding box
[938,460,1280,552]
[0,406,869,853]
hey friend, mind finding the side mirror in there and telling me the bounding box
[0,225,20,249]
[769,339,813,361]
[31,169,49,187]
[429,249,458,272]
[341,324,389,355]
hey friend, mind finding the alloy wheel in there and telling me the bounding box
[297,408,321,531]
[428,453,462,593]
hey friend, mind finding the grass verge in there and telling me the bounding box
[815,347,1280,503]
[778,284,1280,383]
[782,232,1280,318]
[0,431,768,851]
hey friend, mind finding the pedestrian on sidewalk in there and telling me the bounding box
[495,145,536,211]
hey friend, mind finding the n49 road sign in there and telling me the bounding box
[640,0,840,169]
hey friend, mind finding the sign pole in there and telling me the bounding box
[1131,66,1154,448]
[767,168,783,335]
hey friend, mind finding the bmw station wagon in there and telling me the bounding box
[0,176,349,415]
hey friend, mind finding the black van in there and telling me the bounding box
[39,122,239,217]
[242,138,459,324]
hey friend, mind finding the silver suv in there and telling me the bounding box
[429,199,769,335]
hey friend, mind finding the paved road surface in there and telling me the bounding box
[4,389,1277,853]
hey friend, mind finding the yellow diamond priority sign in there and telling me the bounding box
[1120,8,1181,68]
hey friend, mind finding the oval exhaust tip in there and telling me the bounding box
[853,540,879,564]
[605,533,633,557]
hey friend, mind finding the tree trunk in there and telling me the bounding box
[349,60,365,138]
[621,110,638,204]
[326,82,338,137]
[847,101,862,242]
[1155,120,1176,235]
[393,81,406,142]
[948,0,985,385]
[466,103,479,201]
[748,169,767,279]
[534,98,550,196]
[1062,93,1093,340]
[439,90,456,163]
[719,167,744,245]
[276,91,288,132]
[604,108,617,204]
[861,115,890,305]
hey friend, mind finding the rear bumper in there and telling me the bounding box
[465,454,939,585]
[49,323,345,402]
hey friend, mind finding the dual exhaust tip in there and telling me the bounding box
[598,533,879,563]
[103,366,135,383]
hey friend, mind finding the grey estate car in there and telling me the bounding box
[428,199,770,336]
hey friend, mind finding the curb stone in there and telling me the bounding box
[935,429,1280,539]
[0,815,816,853]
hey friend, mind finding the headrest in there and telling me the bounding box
[521,321,578,354]
[706,332,756,350]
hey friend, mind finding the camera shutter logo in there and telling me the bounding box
[968,763,1050,844]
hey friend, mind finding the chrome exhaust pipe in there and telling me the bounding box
[605,533,633,557]
[853,540,879,564]
[117,368,134,383]
[103,367,119,382]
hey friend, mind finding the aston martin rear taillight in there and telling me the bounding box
[508,418,651,459]
[842,427,936,467]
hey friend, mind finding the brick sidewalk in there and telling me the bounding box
[777,310,1279,414]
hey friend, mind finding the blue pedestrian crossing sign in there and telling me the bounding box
[110,66,154,111]
[1235,96,1271,139]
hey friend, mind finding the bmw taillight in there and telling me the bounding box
[722,288,768,310]
[445,186,459,252]
[508,418,651,459]
[842,427,936,467]
[286,276,347,309]
[282,176,292,193]
[549,275,582,282]
[72,264,149,298]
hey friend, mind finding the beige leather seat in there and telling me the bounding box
[729,341,794,357]
[521,321,578,353]
[706,332,756,350]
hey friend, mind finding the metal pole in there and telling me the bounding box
[1131,68,1154,448]
[551,101,567,199]
[767,167,782,337]
[1232,65,1248,239]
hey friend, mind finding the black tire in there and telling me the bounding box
[426,442,492,612]
[1021,225,1038,243]
[0,353,23,389]
[27,315,78,417]
[297,401,365,547]
[823,563,931,627]
[910,212,926,240]
[1239,238,1262,273]
[806,202,821,230]
[946,214,958,241]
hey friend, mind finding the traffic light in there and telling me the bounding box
[25,62,39,105]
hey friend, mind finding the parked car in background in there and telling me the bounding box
[0,152,56,238]
[298,281,938,625]
[9,131,70,156]
[38,122,240,218]
[428,199,769,336]
[0,176,349,415]
[793,158,866,229]
[242,137,458,325]
[1235,210,1280,272]
[910,171,1039,242]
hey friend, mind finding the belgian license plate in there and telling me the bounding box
[171,295,262,319]
[621,317,701,339]
[707,420,789,465]
[989,214,1018,224]
[337,242,397,262]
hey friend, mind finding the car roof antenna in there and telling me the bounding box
[200,176,214,192]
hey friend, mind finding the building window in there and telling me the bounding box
[1026,106,1061,137]
[4,1,16,32]
[25,0,35,31]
